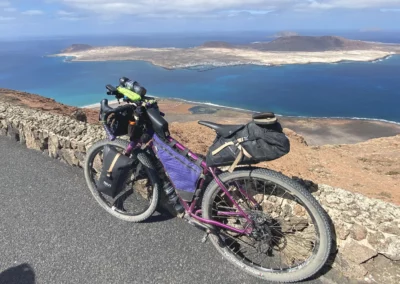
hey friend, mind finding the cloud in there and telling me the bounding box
[56,9,86,21]
[58,0,400,16]
[22,10,45,16]
[0,1,10,7]
[380,8,400,12]
[57,10,75,16]
[60,0,290,15]
[4,7,16,12]
[0,16,14,21]
[59,16,82,21]
[220,9,274,16]
[318,1,400,9]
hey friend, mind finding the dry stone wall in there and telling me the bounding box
[299,181,400,282]
[0,102,106,167]
[1,102,399,283]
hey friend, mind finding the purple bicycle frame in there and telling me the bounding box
[120,135,256,235]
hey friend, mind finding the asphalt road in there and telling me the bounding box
[0,136,325,284]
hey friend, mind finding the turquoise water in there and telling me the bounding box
[0,36,400,122]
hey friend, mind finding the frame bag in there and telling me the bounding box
[206,113,290,172]
[97,146,134,198]
[152,134,202,202]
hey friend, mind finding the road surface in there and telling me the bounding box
[0,136,326,284]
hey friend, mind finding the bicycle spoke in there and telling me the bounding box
[210,175,319,272]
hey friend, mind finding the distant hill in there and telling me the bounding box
[250,36,374,52]
[199,36,380,52]
[61,44,93,53]
[201,41,235,48]
[273,31,299,38]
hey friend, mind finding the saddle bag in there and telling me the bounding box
[206,113,290,172]
[152,134,202,202]
[97,145,134,198]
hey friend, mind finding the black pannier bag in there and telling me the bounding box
[97,145,134,198]
[206,113,290,172]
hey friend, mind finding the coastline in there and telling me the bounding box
[51,47,397,70]
[55,53,396,72]
[83,95,400,126]
[84,96,400,146]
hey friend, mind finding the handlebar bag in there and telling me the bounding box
[107,107,135,137]
[206,120,290,172]
[97,145,134,198]
[152,134,202,202]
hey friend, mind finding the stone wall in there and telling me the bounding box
[298,181,400,282]
[0,102,105,167]
[1,102,399,283]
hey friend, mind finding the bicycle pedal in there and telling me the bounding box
[201,233,209,243]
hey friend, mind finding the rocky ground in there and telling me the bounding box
[0,89,100,124]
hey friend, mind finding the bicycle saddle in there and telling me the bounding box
[198,121,245,138]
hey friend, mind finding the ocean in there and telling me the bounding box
[0,31,400,123]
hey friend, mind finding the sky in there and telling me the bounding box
[0,0,399,38]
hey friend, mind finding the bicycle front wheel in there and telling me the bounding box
[84,139,159,222]
[202,168,332,283]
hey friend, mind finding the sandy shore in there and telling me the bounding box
[85,98,400,146]
[53,47,396,69]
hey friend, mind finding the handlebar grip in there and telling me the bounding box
[106,84,117,93]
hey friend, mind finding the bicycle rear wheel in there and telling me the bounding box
[84,139,159,222]
[202,168,331,283]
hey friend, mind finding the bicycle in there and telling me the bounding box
[84,77,332,283]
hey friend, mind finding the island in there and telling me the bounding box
[52,35,400,69]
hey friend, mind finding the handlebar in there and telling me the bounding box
[100,80,162,141]
[100,100,135,121]
[100,99,136,141]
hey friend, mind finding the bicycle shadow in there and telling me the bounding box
[143,195,178,223]
[0,263,35,284]
[143,208,176,223]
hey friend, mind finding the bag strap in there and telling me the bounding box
[253,116,277,125]
[210,137,252,173]
[195,157,204,167]
[211,137,248,156]
[211,141,234,156]
[228,145,252,173]
[107,153,121,177]
[168,139,177,148]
